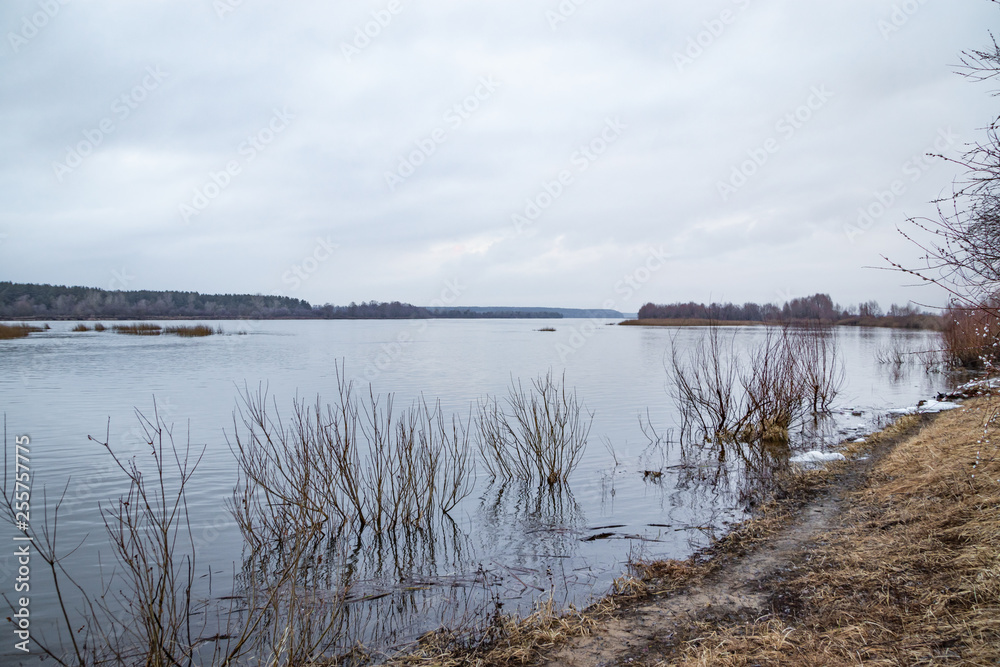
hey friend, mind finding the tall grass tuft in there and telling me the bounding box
[165,324,219,337]
[112,323,163,336]
[0,323,45,339]
[71,323,91,332]
[475,370,593,485]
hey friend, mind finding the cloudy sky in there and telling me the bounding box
[1,0,996,313]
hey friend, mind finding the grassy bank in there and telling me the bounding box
[656,400,999,666]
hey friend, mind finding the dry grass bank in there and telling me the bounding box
[645,400,1000,666]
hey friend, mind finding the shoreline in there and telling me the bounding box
[391,394,998,666]
[621,317,943,331]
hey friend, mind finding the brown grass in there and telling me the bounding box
[71,323,91,332]
[655,401,1000,666]
[112,323,163,336]
[164,324,218,337]
[388,596,612,667]
[0,323,46,339]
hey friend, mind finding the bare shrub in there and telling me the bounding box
[795,328,846,414]
[475,371,593,485]
[669,327,843,446]
[1,405,266,666]
[943,302,1000,368]
[738,328,807,442]
[228,365,474,542]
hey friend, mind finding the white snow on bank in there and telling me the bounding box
[957,377,1000,392]
[888,400,961,416]
[790,451,847,463]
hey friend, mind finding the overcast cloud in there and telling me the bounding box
[1,0,996,312]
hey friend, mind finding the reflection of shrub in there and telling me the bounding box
[476,371,592,485]
[943,304,1000,369]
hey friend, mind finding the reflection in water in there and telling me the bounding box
[233,505,482,660]
[478,481,595,606]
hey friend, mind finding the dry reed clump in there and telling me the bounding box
[71,323,91,332]
[164,324,220,337]
[112,323,163,335]
[0,323,46,339]
[93,322,107,331]
[663,400,1000,666]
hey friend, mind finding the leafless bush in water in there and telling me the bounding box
[475,371,593,485]
[228,367,475,547]
[794,328,846,414]
[669,327,844,446]
[1,370,477,666]
[1,405,271,666]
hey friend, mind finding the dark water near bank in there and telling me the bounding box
[0,320,950,660]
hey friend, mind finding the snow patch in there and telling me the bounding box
[888,400,961,416]
[790,451,847,464]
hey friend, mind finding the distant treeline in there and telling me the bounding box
[0,282,315,320]
[637,294,942,329]
[0,282,562,321]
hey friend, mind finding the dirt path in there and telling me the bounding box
[537,418,922,667]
